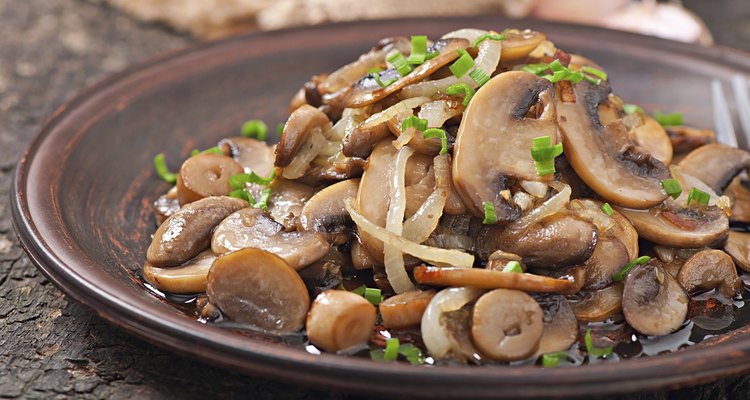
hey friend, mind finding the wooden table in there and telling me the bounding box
[1,0,749,398]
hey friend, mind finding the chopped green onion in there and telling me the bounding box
[582,66,608,81]
[229,170,276,190]
[387,51,412,77]
[623,104,644,115]
[241,119,268,141]
[364,287,383,306]
[612,255,651,282]
[530,135,563,176]
[582,75,602,85]
[229,189,255,205]
[521,63,550,75]
[254,187,272,211]
[502,260,522,273]
[523,60,603,86]
[483,202,497,224]
[367,67,383,74]
[473,32,506,48]
[384,338,400,361]
[277,123,285,134]
[542,351,568,368]
[153,153,177,184]
[424,50,440,60]
[373,71,398,87]
[351,285,366,296]
[406,35,428,65]
[548,59,566,72]
[545,69,571,83]
[653,111,684,127]
[397,343,425,365]
[422,128,448,155]
[660,178,682,199]
[686,187,710,206]
[449,51,474,78]
[401,115,428,132]
[585,329,613,358]
[445,83,476,106]
[191,146,223,157]
[567,70,585,84]
[469,68,490,86]
[601,203,613,217]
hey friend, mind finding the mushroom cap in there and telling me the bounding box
[622,263,688,336]
[379,290,436,330]
[453,71,559,219]
[143,249,216,294]
[146,196,247,267]
[725,230,750,272]
[532,293,578,356]
[218,136,276,176]
[677,249,741,297]
[206,248,310,334]
[306,290,376,352]
[177,153,244,206]
[471,289,543,361]
[679,144,750,194]
[299,178,359,235]
[570,283,623,322]
[629,115,673,166]
[275,104,331,169]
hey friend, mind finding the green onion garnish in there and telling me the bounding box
[473,32,506,48]
[241,119,268,141]
[660,178,682,199]
[351,285,366,296]
[601,203,613,216]
[469,68,490,86]
[623,104,644,115]
[521,63,550,75]
[483,202,497,225]
[530,135,563,176]
[422,128,448,155]
[548,59,566,72]
[387,51,412,77]
[653,111,684,127]
[277,123,285,134]
[542,351,568,368]
[229,170,276,190]
[153,153,177,184]
[585,329,613,358]
[406,35,428,65]
[686,187,710,206]
[523,60,605,86]
[401,115,428,132]
[229,189,255,205]
[502,260,522,273]
[373,71,398,87]
[364,287,383,306]
[398,343,425,365]
[582,75,602,85]
[384,338,400,361]
[449,50,474,78]
[582,66,608,81]
[254,187,272,211]
[612,256,651,282]
[445,83,476,106]
[425,50,440,60]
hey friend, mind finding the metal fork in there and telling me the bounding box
[712,74,750,148]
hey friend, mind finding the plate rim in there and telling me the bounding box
[11,16,750,398]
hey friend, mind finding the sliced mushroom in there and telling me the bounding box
[629,115,673,166]
[154,186,179,225]
[143,250,216,294]
[413,266,575,293]
[453,71,559,219]
[379,290,436,330]
[725,230,750,272]
[725,176,750,224]
[557,81,670,208]
[421,287,485,360]
[532,293,578,355]
[176,153,244,206]
[306,289,376,352]
[299,178,359,242]
[218,137,276,176]
[582,236,630,290]
[622,263,688,336]
[344,38,470,108]
[275,104,332,177]
[677,249,741,297]
[499,29,546,62]
[246,178,316,231]
[147,196,247,267]
[486,250,524,271]
[679,144,750,194]
[666,125,716,154]
[471,289,543,361]
[569,283,623,322]
[206,248,310,333]
[211,208,328,270]
[351,238,378,270]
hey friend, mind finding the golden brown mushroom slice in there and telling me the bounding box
[557,81,670,209]
[569,283,623,322]
[275,104,332,178]
[143,250,216,294]
[379,290,436,330]
[413,266,575,293]
[532,293,578,356]
[666,125,716,154]
[453,71,559,220]
[299,178,359,237]
[725,176,750,224]
[471,289,543,361]
[207,248,310,334]
[147,196,247,267]
[306,290,376,352]
[725,230,750,272]
[499,29,546,62]
[622,263,688,336]
[679,143,750,194]
[218,137,276,176]
[677,249,741,297]
[344,38,471,108]
[176,153,244,206]
[629,115,674,166]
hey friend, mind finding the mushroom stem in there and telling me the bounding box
[413,266,575,293]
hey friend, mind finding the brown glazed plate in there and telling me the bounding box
[11,16,750,398]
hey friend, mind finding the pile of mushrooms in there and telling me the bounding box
[144,27,750,366]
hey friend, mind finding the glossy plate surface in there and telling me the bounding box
[12,17,750,398]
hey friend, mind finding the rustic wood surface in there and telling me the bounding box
[1,0,749,398]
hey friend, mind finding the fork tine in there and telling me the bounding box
[731,74,750,146]
[712,79,739,148]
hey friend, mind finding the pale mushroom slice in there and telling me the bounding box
[177,153,244,206]
[677,249,741,297]
[211,208,328,271]
[725,231,750,272]
[679,143,750,194]
[569,283,623,322]
[557,81,670,209]
[298,178,359,241]
[218,137,276,176]
[629,115,673,166]
[143,250,216,294]
[622,263,688,336]
[207,248,310,334]
[471,289,544,361]
[453,71,559,220]
[344,38,471,108]
[245,178,316,231]
[147,196,247,267]
[532,293,578,356]
[306,290,376,352]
